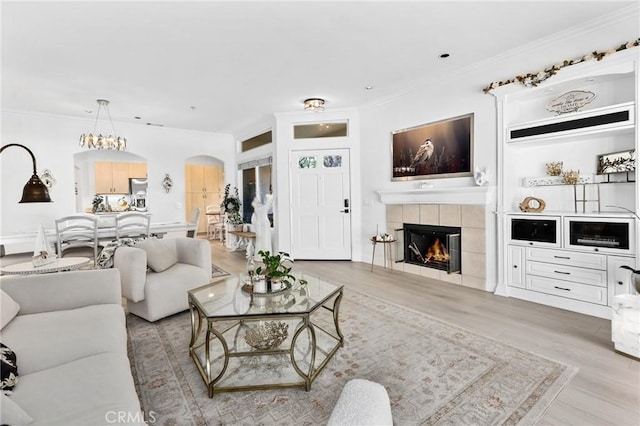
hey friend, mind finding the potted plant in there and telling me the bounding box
[220,184,241,215]
[91,194,104,213]
[254,250,306,290]
[226,211,244,231]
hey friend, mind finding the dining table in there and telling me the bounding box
[0,221,197,257]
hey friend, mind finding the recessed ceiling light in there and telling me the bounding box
[439,53,450,58]
[134,116,141,120]
[365,85,374,90]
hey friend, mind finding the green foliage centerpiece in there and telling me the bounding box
[252,250,307,293]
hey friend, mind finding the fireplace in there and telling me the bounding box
[401,223,461,274]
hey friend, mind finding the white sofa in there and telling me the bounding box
[114,237,211,322]
[0,269,144,425]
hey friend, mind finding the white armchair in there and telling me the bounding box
[113,237,211,322]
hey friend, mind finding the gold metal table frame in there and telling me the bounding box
[188,275,344,398]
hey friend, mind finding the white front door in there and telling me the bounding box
[290,149,351,260]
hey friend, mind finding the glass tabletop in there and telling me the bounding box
[188,273,343,319]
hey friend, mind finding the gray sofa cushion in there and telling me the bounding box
[11,353,144,426]
[1,305,126,376]
[136,238,178,272]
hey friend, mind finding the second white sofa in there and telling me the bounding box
[114,237,212,322]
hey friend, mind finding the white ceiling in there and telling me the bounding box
[2,1,639,137]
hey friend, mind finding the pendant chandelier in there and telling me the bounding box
[79,99,127,151]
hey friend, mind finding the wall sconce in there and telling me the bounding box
[304,98,325,112]
[0,143,52,202]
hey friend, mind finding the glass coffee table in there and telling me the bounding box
[188,274,344,398]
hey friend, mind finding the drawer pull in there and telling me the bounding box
[553,255,571,259]
[554,270,571,275]
[554,286,571,291]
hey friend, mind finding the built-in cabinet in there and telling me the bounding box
[95,161,147,194]
[185,164,223,233]
[495,49,639,319]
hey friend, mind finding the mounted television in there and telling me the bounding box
[391,113,473,181]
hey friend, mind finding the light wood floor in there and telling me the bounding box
[210,239,640,426]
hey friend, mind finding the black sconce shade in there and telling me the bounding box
[0,143,52,203]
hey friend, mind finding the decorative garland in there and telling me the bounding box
[483,38,640,93]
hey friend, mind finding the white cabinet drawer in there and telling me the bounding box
[526,261,607,287]
[526,247,606,270]
[526,275,607,305]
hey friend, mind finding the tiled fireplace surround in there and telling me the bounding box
[387,203,489,291]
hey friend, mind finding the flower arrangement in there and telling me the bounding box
[221,184,241,213]
[483,39,640,93]
[91,194,104,213]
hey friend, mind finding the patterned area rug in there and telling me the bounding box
[211,264,230,278]
[127,289,577,425]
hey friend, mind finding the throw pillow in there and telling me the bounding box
[0,393,33,425]
[135,238,178,272]
[1,343,19,394]
[0,290,20,330]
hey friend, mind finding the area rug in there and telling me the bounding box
[126,289,577,425]
[211,264,230,278]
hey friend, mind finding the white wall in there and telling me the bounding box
[1,111,234,246]
[358,81,497,263]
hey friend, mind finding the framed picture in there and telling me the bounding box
[597,149,635,174]
[392,113,473,181]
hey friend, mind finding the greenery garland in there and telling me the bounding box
[483,38,640,94]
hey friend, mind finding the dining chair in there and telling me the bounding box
[115,212,151,241]
[55,214,99,266]
[206,205,223,241]
[186,207,201,238]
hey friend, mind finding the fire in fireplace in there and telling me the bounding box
[403,223,461,274]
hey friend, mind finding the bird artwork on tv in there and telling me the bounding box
[409,138,434,168]
[392,114,473,181]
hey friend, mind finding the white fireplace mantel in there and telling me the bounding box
[376,185,495,205]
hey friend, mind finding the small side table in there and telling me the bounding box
[370,237,395,272]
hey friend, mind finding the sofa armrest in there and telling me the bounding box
[113,246,148,303]
[176,238,212,271]
[0,269,121,315]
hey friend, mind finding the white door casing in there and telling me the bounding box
[290,149,351,259]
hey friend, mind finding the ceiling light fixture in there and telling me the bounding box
[79,99,127,151]
[304,98,325,112]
